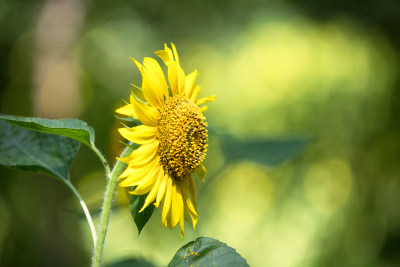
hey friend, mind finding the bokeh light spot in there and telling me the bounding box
[304,158,352,216]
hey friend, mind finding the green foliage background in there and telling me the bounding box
[0,0,399,266]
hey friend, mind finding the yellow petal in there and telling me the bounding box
[155,174,168,207]
[119,151,155,169]
[117,156,131,164]
[170,182,179,229]
[127,142,158,168]
[154,49,169,65]
[131,182,152,195]
[196,95,216,106]
[116,104,137,117]
[158,44,177,94]
[161,44,173,63]
[195,163,207,182]
[180,182,198,229]
[171,43,185,95]
[176,185,185,237]
[119,161,155,179]
[171,43,181,65]
[176,67,185,95]
[130,166,160,194]
[143,57,168,97]
[190,85,201,102]
[118,166,136,179]
[124,140,159,163]
[118,156,159,186]
[162,178,172,227]
[156,43,185,95]
[200,106,208,112]
[186,175,197,209]
[130,95,160,126]
[184,70,198,98]
[186,198,198,229]
[139,169,164,212]
[118,142,158,167]
[130,57,165,108]
[122,172,156,189]
[167,66,178,95]
[118,125,157,145]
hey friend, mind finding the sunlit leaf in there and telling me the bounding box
[0,114,95,147]
[0,120,80,181]
[129,191,154,234]
[168,237,249,267]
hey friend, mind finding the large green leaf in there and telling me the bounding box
[129,191,155,235]
[168,237,249,267]
[0,114,95,147]
[0,119,80,181]
[221,136,309,165]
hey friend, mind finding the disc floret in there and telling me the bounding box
[157,96,208,181]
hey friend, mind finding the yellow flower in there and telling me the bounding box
[116,43,215,236]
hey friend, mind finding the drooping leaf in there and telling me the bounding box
[0,119,80,181]
[0,114,95,147]
[221,136,309,165]
[168,237,249,267]
[129,191,154,234]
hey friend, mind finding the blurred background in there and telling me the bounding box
[0,0,399,266]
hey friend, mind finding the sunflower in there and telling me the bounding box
[116,43,215,236]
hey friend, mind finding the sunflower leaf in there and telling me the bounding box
[129,191,154,235]
[0,114,95,147]
[221,136,309,165]
[0,119,80,181]
[168,237,249,267]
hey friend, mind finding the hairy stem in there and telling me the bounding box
[92,145,112,181]
[92,145,134,267]
[65,180,97,247]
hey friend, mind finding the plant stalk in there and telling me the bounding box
[92,145,112,181]
[66,181,97,247]
[91,145,134,267]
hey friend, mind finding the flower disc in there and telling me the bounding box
[157,96,208,181]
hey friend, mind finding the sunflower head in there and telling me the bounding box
[158,95,208,181]
[116,43,215,236]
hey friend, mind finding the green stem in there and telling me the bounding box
[92,145,112,181]
[92,145,134,267]
[65,180,97,247]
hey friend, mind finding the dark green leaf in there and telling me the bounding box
[222,136,309,165]
[129,191,154,234]
[168,237,249,267]
[0,114,95,147]
[0,120,80,181]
